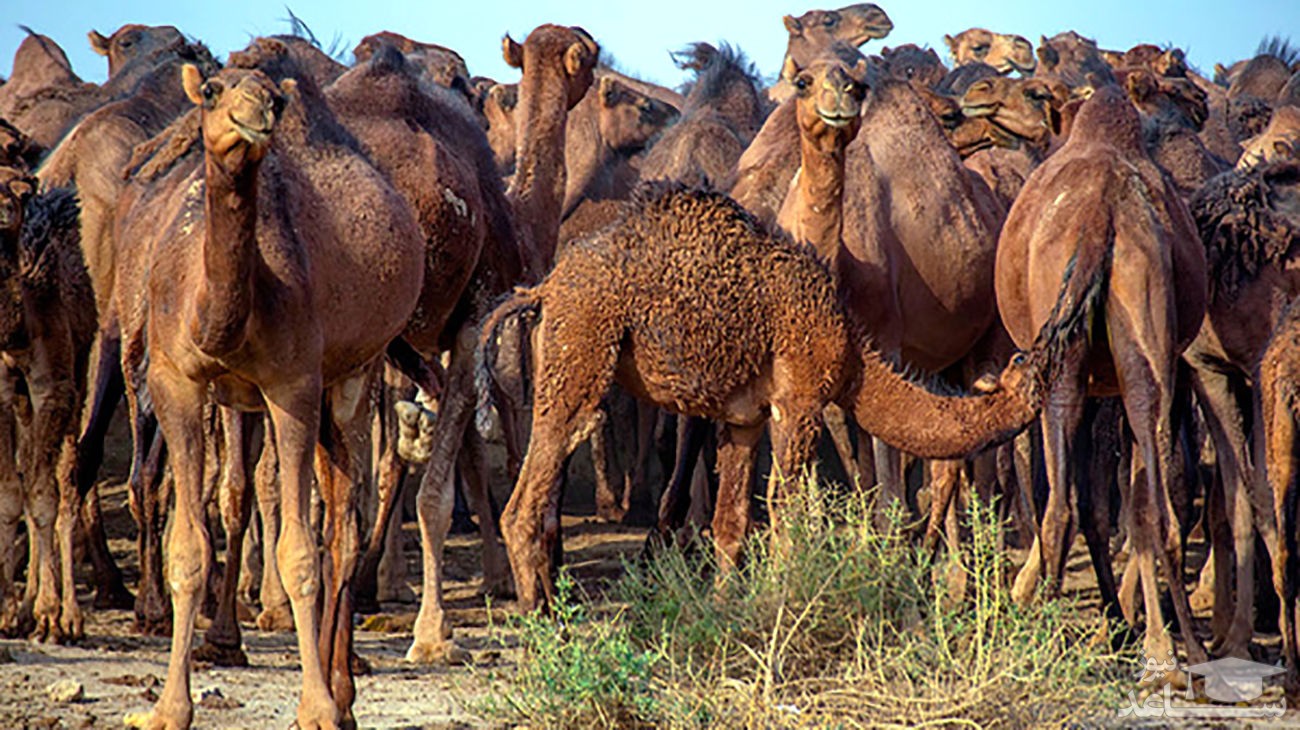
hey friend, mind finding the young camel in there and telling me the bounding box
[119,45,424,730]
[0,166,91,643]
[997,85,1209,666]
[484,53,1097,613]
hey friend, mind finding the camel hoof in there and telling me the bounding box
[351,651,372,676]
[32,610,77,645]
[192,640,249,667]
[294,697,342,730]
[1188,584,1215,613]
[404,639,472,666]
[123,709,189,730]
[93,583,136,610]
[256,603,295,632]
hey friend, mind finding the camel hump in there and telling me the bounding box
[364,43,409,76]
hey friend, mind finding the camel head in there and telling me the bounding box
[481,81,519,172]
[944,28,1036,75]
[88,24,186,77]
[503,25,599,110]
[960,77,1055,148]
[878,44,948,88]
[784,48,870,152]
[0,167,33,240]
[354,32,471,97]
[1103,44,1188,78]
[182,64,288,172]
[596,75,679,152]
[783,3,893,68]
[1120,68,1209,131]
[1239,105,1300,170]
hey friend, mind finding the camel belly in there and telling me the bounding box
[615,344,772,426]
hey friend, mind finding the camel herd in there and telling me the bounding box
[0,4,1299,728]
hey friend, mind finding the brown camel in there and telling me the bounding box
[504,24,599,279]
[36,28,219,632]
[0,117,44,168]
[732,3,891,226]
[353,31,472,99]
[402,24,597,663]
[326,42,524,665]
[944,28,1036,75]
[1239,105,1300,169]
[478,80,519,174]
[1117,67,1229,197]
[0,30,98,150]
[997,85,1208,665]
[637,43,765,188]
[877,44,948,88]
[1035,31,1115,87]
[957,76,1056,208]
[1260,293,1300,686]
[116,40,424,729]
[1180,159,1300,658]
[1102,44,1188,78]
[0,166,92,643]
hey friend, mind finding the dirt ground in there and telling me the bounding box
[2,420,1299,729]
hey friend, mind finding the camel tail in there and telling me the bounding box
[474,286,542,437]
[1027,240,1113,386]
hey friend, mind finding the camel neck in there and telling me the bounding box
[840,339,1037,459]
[508,79,570,279]
[793,133,848,262]
[194,150,259,357]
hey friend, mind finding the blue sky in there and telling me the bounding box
[1,1,1294,89]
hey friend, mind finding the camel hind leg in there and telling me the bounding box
[500,308,618,613]
[1261,327,1300,687]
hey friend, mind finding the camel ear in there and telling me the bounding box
[502,35,524,69]
[783,15,803,37]
[599,76,617,106]
[7,176,34,201]
[943,34,957,54]
[88,30,111,56]
[972,373,1000,394]
[564,42,590,77]
[781,56,800,84]
[182,64,205,105]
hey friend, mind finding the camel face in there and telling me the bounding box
[88,24,185,78]
[597,76,679,152]
[1121,68,1209,130]
[354,32,471,93]
[503,24,599,110]
[183,65,285,169]
[945,28,1035,74]
[784,3,893,64]
[960,77,1053,147]
[1239,106,1300,169]
[879,44,948,88]
[786,53,869,152]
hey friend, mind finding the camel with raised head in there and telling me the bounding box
[0,165,92,643]
[997,85,1208,666]
[945,28,1036,75]
[116,39,424,730]
[768,3,892,104]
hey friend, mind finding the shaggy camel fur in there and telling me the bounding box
[0,167,93,643]
[484,178,1070,612]
[997,85,1209,665]
[1182,159,1300,658]
[117,41,424,729]
[638,43,765,188]
[1260,295,1300,686]
[945,28,1036,75]
[504,24,599,279]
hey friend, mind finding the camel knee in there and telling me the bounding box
[165,523,211,598]
[276,525,321,601]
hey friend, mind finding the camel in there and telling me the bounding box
[1102,44,1188,79]
[0,117,44,169]
[1035,31,1115,88]
[997,85,1209,665]
[1117,67,1229,197]
[1260,293,1300,686]
[732,3,892,226]
[353,32,473,99]
[504,24,599,279]
[0,165,92,644]
[0,30,98,150]
[637,43,765,188]
[36,28,220,632]
[484,45,1097,607]
[768,3,893,104]
[114,39,425,729]
[944,28,1036,75]
[957,76,1056,208]
[1239,104,1300,169]
[1180,159,1300,659]
[478,81,519,174]
[876,44,948,88]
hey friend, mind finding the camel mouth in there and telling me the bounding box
[229,115,273,145]
[960,102,997,118]
[817,110,859,128]
[851,24,894,45]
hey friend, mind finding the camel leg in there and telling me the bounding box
[458,426,512,597]
[316,374,371,729]
[1110,309,1208,667]
[194,409,256,667]
[263,378,340,730]
[1190,365,1256,657]
[239,503,261,607]
[136,427,171,636]
[376,476,413,603]
[1261,361,1300,687]
[0,389,22,635]
[651,415,708,550]
[823,404,864,489]
[354,383,408,612]
[712,424,763,573]
[1075,399,1125,630]
[253,426,293,632]
[872,438,903,525]
[407,328,478,662]
[766,405,821,537]
[625,400,659,519]
[124,366,211,730]
[925,460,966,600]
[54,427,83,641]
[591,401,626,522]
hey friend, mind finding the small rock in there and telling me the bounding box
[46,678,85,703]
[197,687,242,710]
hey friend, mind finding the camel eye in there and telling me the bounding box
[1011,353,1027,366]
[795,76,810,91]
[972,44,989,56]
[822,12,839,26]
